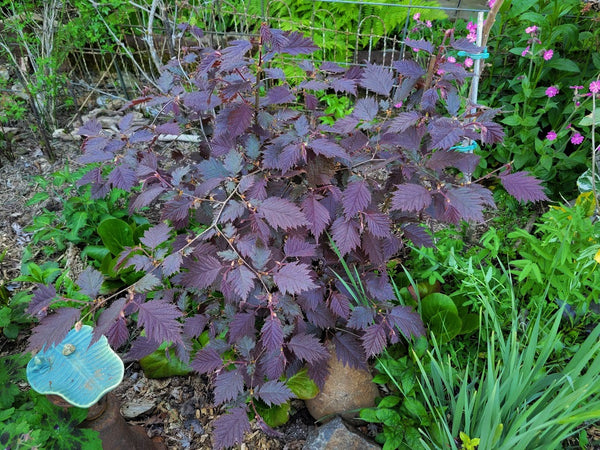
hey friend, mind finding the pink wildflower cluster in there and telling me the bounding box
[412,12,432,29]
[525,25,538,35]
[545,86,559,98]
[466,21,477,43]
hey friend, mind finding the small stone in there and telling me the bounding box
[120,398,156,419]
[52,129,81,141]
[305,344,380,420]
[303,416,380,450]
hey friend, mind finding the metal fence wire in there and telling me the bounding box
[59,0,488,99]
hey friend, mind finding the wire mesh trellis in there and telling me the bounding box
[59,0,488,98]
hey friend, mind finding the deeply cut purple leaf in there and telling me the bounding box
[342,180,371,218]
[273,262,317,296]
[212,406,251,450]
[353,98,379,122]
[393,60,426,78]
[181,256,223,289]
[391,184,432,212]
[28,307,81,352]
[359,64,394,96]
[257,197,308,230]
[445,187,485,222]
[139,223,172,249]
[332,332,368,370]
[330,217,360,256]
[256,380,294,406]
[500,171,549,202]
[77,267,104,299]
[28,284,57,317]
[137,299,183,344]
[302,194,331,240]
[388,305,425,340]
[404,38,435,54]
[214,369,244,405]
[362,321,387,357]
[286,333,329,363]
[261,315,284,351]
[191,347,223,374]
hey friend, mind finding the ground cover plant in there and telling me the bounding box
[18,21,552,449]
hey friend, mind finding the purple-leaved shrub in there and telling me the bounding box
[26,24,547,449]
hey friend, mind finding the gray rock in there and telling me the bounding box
[303,416,380,450]
[120,398,156,419]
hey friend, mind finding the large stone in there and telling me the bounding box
[305,344,380,421]
[303,416,380,450]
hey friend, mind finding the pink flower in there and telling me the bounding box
[426,20,432,28]
[546,130,557,141]
[570,85,584,90]
[447,56,456,63]
[543,49,553,61]
[394,101,403,108]
[545,86,559,97]
[521,46,530,57]
[413,13,421,20]
[525,25,538,35]
[571,132,584,144]
[464,57,473,68]
[488,0,496,7]
[467,21,477,33]
[413,48,419,53]
[590,81,600,94]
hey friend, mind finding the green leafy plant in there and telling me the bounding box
[0,353,102,449]
[480,0,600,197]
[25,164,147,258]
[0,291,33,339]
[360,337,435,450]
[507,193,600,315]
[415,293,600,449]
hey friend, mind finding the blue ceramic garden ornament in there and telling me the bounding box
[27,325,124,408]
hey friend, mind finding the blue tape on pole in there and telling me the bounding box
[457,47,489,59]
[450,143,477,153]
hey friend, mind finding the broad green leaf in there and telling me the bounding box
[97,218,134,256]
[139,344,191,378]
[421,293,462,342]
[545,58,580,73]
[359,408,379,422]
[285,367,319,400]
[403,397,429,423]
[377,395,401,409]
[65,211,89,241]
[255,401,290,427]
[578,108,600,127]
[376,407,399,426]
[81,245,111,262]
[501,115,520,127]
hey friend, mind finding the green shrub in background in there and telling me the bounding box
[507,193,600,316]
[201,0,447,62]
[480,0,600,199]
